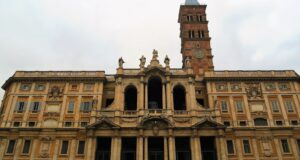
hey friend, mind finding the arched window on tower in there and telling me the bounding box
[148,77,162,109]
[254,118,268,126]
[173,85,186,110]
[124,86,137,111]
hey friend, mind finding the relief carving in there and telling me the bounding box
[246,83,262,100]
[48,85,64,101]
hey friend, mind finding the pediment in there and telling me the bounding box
[192,117,225,129]
[144,66,166,75]
[139,116,173,129]
[87,117,120,129]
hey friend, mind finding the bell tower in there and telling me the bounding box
[179,0,214,75]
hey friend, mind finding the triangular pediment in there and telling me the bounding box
[144,66,166,75]
[87,117,120,129]
[192,117,225,129]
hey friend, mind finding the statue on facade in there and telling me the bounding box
[164,55,170,67]
[152,49,158,60]
[118,57,125,68]
[185,56,191,68]
[139,55,146,68]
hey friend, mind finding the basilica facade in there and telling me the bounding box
[0,0,300,160]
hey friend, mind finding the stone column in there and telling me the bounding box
[53,139,60,160]
[58,95,68,127]
[145,84,148,109]
[7,96,18,127]
[13,138,22,160]
[217,137,227,160]
[137,137,144,160]
[164,137,168,160]
[191,137,201,160]
[166,79,171,109]
[235,139,243,160]
[168,137,176,160]
[188,80,196,110]
[0,138,7,159]
[274,138,283,159]
[144,137,148,160]
[29,139,37,159]
[290,138,300,159]
[139,78,145,110]
[242,95,252,127]
[278,95,289,125]
[85,138,93,160]
[263,95,274,126]
[252,138,260,160]
[163,84,166,109]
[69,139,76,159]
[229,96,237,127]
[111,137,121,160]
[292,95,300,119]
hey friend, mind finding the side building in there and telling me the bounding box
[0,0,300,160]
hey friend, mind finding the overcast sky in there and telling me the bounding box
[0,0,300,101]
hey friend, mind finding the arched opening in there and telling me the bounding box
[148,77,162,109]
[254,118,268,126]
[173,85,186,110]
[124,86,137,111]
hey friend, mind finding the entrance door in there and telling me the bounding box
[175,137,191,160]
[148,137,164,160]
[121,138,136,160]
[95,137,111,160]
[200,137,217,160]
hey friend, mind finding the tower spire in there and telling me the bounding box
[185,0,200,5]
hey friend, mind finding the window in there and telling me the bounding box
[279,83,290,90]
[13,122,20,127]
[224,121,230,127]
[124,86,138,111]
[243,140,251,154]
[35,84,45,91]
[221,100,228,112]
[235,101,244,113]
[254,118,268,126]
[20,84,31,91]
[15,101,26,113]
[291,120,298,126]
[6,140,16,154]
[64,122,72,127]
[22,140,31,154]
[281,139,290,153]
[275,120,283,126]
[199,30,205,38]
[216,84,227,91]
[173,85,186,110]
[80,122,88,127]
[197,15,203,22]
[80,101,92,112]
[270,100,280,113]
[196,99,204,106]
[239,121,247,126]
[77,141,85,155]
[187,15,193,21]
[84,84,94,91]
[285,101,294,113]
[61,141,69,155]
[105,99,114,107]
[188,30,195,38]
[231,84,241,91]
[28,122,36,127]
[226,140,235,154]
[265,83,276,90]
[30,102,41,112]
[70,84,78,91]
[67,101,75,113]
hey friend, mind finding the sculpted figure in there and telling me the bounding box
[152,49,158,60]
[139,55,146,68]
[118,57,125,68]
[164,55,170,67]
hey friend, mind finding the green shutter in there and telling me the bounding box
[80,102,84,111]
[14,102,19,111]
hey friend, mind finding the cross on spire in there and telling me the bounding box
[185,0,200,5]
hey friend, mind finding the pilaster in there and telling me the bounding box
[137,137,144,160]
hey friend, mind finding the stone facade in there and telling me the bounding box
[0,1,300,160]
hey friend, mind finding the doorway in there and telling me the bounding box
[175,137,191,160]
[95,137,111,160]
[121,138,136,160]
[200,137,217,160]
[148,137,164,160]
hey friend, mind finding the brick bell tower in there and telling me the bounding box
[179,0,214,76]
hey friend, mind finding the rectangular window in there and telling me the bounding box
[275,120,283,126]
[28,122,36,127]
[6,140,16,154]
[80,101,92,112]
[235,101,244,113]
[297,139,300,152]
[64,122,72,127]
[281,139,290,153]
[221,101,228,112]
[31,102,41,112]
[197,15,203,22]
[285,101,294,112]
[200,30,205,38]
[67,101,75,113]
[224,121,230,127]
[271,101,280,113]
[61,141,69,155]
[239,121,247,126]
[13,122,20,127]
[291,120,298,126]
[80,122,88,127]
[188,30,195,38]
[35,84,45,91]
[22,140,31,154]
[187,15,193,21]
[226,140,235,154]
[243,140,251,154]
[77,141,85,155]
[20,84,31,91]
[15,102,26,113]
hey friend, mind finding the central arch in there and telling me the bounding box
[148,77,162,109]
